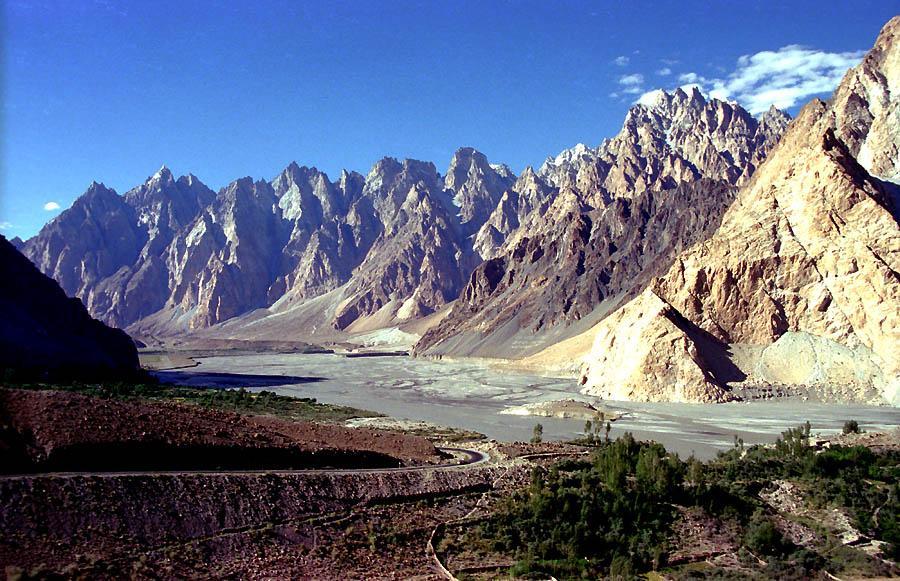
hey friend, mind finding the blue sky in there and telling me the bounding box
[2,1,898,238]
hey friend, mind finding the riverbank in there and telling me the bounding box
[154,351,900,459]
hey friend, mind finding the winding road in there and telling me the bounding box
[0,446,491,480]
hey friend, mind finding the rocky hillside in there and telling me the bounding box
[0,235,139,379]
[417,89,790,359]
[546,17,900,403]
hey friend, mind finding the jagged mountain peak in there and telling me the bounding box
[216,176,270,204]
[128,166,212,199]
[362,157,442,217]
[540,143,596,174]
[490,163,515,179]
[124,166,215,235]
[761,103,790,121]
[450,146,483,159]
[275,161,326,183]
[541,84,793,193]
[444,147,516,233]
[369,155,434,172]
[272,162,342,223]
[150,164,174,182]
[634,86,706,113]
[176,173,208,190]
[80,181,120,206]
[673,84,706,103]
[446,147,489,182]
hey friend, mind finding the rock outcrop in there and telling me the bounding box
[579,289,732,403]
[0,235,139,378]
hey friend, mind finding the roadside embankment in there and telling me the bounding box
[0,461,519,574]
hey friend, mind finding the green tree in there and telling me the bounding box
[686,455,703,488]
[744,510,785,556]
[531,423,543,444]
[609,553,634,579]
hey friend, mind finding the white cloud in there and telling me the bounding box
[613,55,629,67]
[618,73,644,86]
[669,45,865,114]
[656,67,672,76]
[43,201,60,211]
[0,221,12,231]
[615,73,647,99]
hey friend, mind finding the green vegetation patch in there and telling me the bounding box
[452,424,899,579]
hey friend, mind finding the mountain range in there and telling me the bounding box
[16,16,900,404]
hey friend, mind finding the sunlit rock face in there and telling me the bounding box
[582,17,900,403]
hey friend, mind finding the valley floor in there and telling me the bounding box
[157,350,900,459]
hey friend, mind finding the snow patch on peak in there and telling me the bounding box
[553,143,591,165]
[152,165,173,182]
[638,89,668,107]
[490,163,515,179]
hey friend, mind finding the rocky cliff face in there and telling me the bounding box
[22,168,215,328]
[444,147,516,236]
[416,178,739,358]
[417,91,788,360]
[0,235,139,378]
[579,17,900,403]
